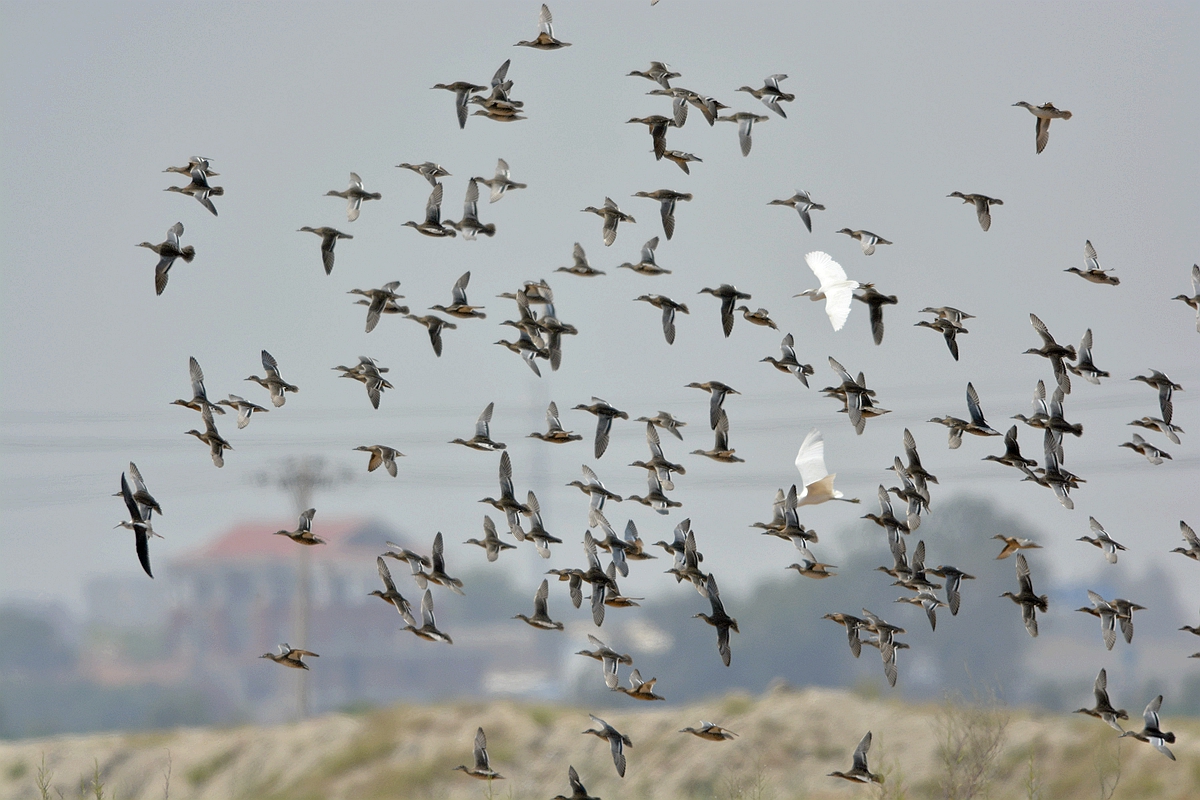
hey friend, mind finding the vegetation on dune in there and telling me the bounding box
[6,688,1197,800]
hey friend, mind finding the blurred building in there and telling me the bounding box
[85,517,566,725]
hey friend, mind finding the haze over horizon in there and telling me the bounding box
[1,0,1197,635]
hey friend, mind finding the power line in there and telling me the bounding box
[254,457,354,720]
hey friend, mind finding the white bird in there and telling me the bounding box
[795,251,858,331]
[794,428,859,506]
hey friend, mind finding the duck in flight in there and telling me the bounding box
[450,402,505,451]
[353,445,403,477]
[1173,264,1200,331]
[403,183,457,237]
[627,115,675,160]
[138,222,195,296]
[736,74,794,117]
[165,167,222,216]
[1074,668,1128,733]
[1076,517,1127,564]
[699,284,752,338]
[171,356,225,417]
[405,314,457,358]
[618,236,670,276]
[297,227,352,275]
[260,644,318,669]
[513,578,563,630]
[690,409,745,463]
[837,228,892,256]
[324,172,380,222]
[163,156,217,179]
[450,180,495,239]
[1171,521,1200,561]
[573,398,629,459]
[395,161,450,187]
[632,189,692,240]
[828,731,882,784]
[1000,553,1048,637]
[627,61,679,89]
[114,462,161,521]
[761,333,814,386]
[1013,101,1072,154]
[582,714,631,777]
[855,284,898,345]
[1119,433,1172,464]
[556,242,604,277]
[581,197,635,246]
[1065,240,1119,285]
[116,471,156,578]
[475,158,527,203]
[694,574,738,666]
[403,589,453,644]
[930,382,1001,448]
[245,350,298,408]
[947,192,1003,231]
[717,111,768,156]
[215,394,268,429]
[464,516,516,563]
[1119,695,1176,760]
[369,556,415,625]
[274,508,324,546]
[679,721,737,741]
[515,4,571,49]
[552,766,599,800]
[529,402,583,444]
[430,272,487,321]
[453,727,504,780]
[431,79,486,129]
[635,294,688,345]
[663,149,702,174]
[183,406,232,468]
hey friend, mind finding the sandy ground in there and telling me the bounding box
[1,685,1196,799]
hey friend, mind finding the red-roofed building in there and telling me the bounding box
[180,517,388,562]
[151,516,560,723]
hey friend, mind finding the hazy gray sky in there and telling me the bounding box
[2,1,1198,633]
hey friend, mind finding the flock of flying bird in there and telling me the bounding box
[113,4,1200,793]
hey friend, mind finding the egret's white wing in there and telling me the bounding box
[795,429,829,488]
[805,251,848,287]
[804,252,856,330]
[824,284,855,331]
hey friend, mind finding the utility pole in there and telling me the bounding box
[257,456,353,720]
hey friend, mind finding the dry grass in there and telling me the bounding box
[933,688,1009,799]
[2,688,1196,800]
